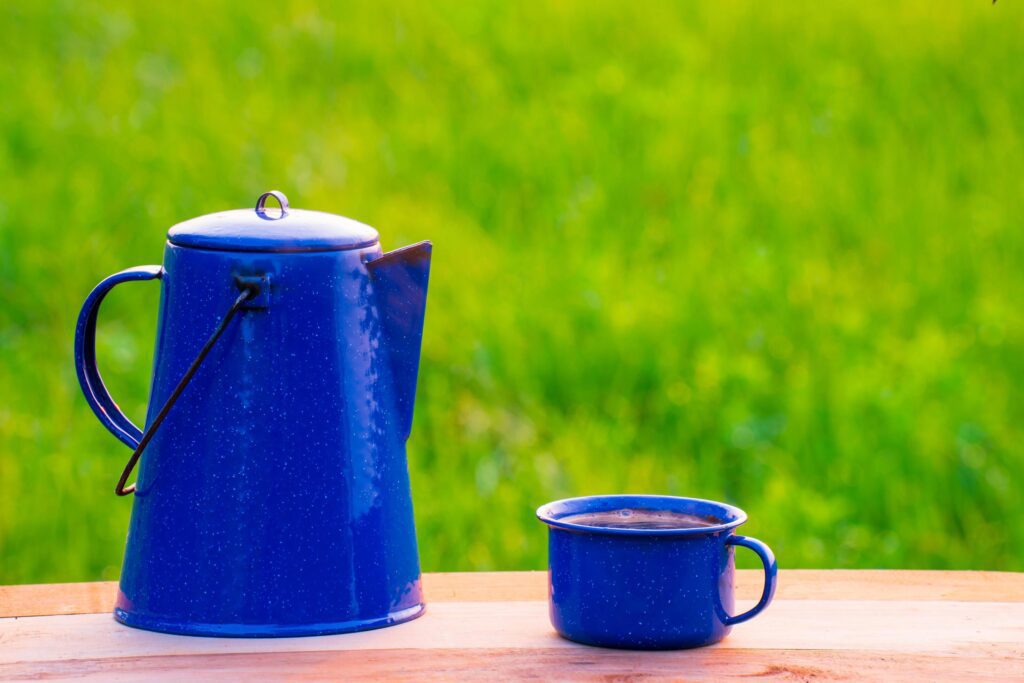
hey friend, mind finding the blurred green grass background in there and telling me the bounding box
[1,1,1022,583]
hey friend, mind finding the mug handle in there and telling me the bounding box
[74,266,163,450]
[723,535,778,626]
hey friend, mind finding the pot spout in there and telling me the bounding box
[365,241,432,440]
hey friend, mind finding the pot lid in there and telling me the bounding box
[167,191,380,252]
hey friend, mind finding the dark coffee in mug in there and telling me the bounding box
[561,508,719,530]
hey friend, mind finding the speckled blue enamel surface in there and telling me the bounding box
[75,235,432,638]
[538,495,777,650]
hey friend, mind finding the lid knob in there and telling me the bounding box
[255,190,289,220]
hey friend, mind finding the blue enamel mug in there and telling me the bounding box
[536,495,777,649]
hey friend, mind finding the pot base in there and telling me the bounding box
[113,602,426,638]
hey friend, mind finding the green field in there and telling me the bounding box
[1,1,1022,584]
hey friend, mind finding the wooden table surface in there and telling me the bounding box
[1,570,1022,681]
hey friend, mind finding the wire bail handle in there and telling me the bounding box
[116,188,288,494]
[114,281,258,496]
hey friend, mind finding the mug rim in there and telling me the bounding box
[536,494,748,537]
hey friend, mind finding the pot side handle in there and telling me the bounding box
[74,266,164,450]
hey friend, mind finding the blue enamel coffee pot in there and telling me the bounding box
[74,191,431,637]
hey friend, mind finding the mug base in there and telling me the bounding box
[555,629,725,650]
[113,602,426,638]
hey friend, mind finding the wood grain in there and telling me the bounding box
[1,648,1021,683]
[3,570,1023,618]
[4,600,1023,662]
[2,572,1023,681]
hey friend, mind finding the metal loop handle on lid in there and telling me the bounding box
[255,190,289,219]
